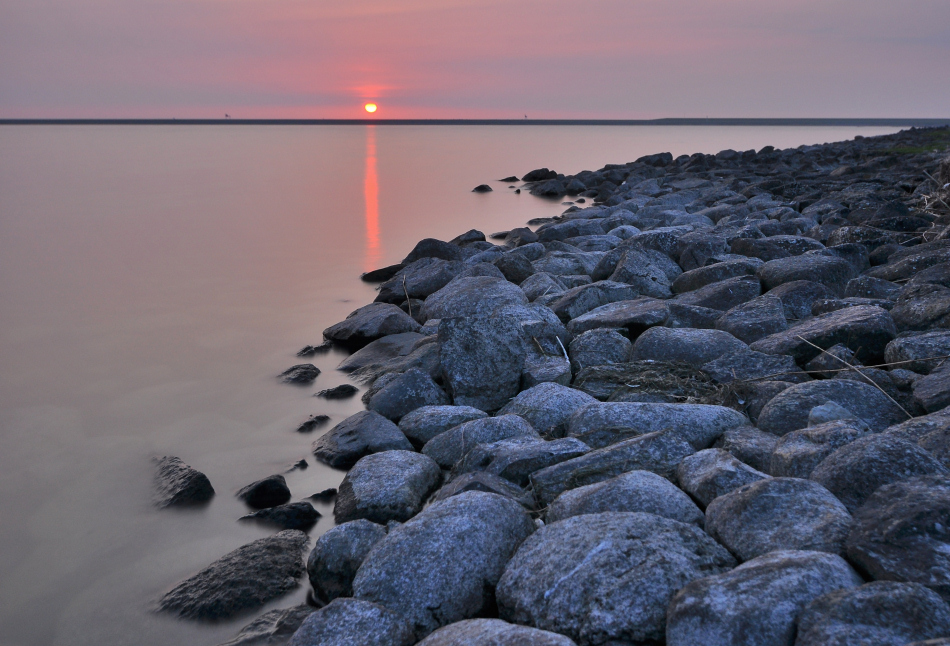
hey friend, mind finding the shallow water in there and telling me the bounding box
[0,124,899,646]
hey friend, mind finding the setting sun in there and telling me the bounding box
[364,103,377,113]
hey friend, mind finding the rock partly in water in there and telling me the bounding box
[314,384,359,400]
[278,364,320,385]
[323,303,421,350]
[153,456,214,508]
[237,475,292,510]
[240,502,321,531]
[311,411,412,469]
[219,605,315,646]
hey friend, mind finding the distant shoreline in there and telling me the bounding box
[2,118,949,127]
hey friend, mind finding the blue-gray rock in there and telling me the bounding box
[451,436,590,487]
[153,456,214,507]
[769,419,871,478]
[676,448,770,508]
[289,598,413,646]
[323,303,421,350]
[712,425,780,472]
[885,330,950,374]
[547,280,638,322]
[666,550,863,646]
[240,502,320,531]
[914,364,950,413]
[416,619,576,646]
[565,297,669,335]
[237,474,291,509]
[607,247,680,298]
[671,257,763,293]
[701,347,805,384]
[757,254,857,296]
[665,302,722,329]
[674,275,763,311]
[337,335,426,375]
[532,251,606,277]
[519,272,567,302]
[428,471,534,508]
[312,411,412,469]
[631,326,748,367]
[307,519,387,602]
[397,405,488,447]
[366,368,449,421]
[219,605,315,646]
[496,382,597,438]
[567,328,632,373]
[421,277,528,322]
[715,294,788,344]
[278,364,320,385]
[159,530,309,620]
[496,512,735,645]
[422,415,539,469]
[493,252,535,284]
[375,258,466,303]
[352,491,535,640]
[334,451,441,524]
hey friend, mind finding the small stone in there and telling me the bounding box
[237,474,291,509]
[296,415,330,433]
[676,448,770,508]
[472,184,493,193]
[240,502,321,531]
[314,384,359,400]
[278,364,320,385]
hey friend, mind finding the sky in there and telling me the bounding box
[1,0,949,119]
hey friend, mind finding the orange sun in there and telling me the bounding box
[364,103,378,113]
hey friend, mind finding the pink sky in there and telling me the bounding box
[1,0,948,118]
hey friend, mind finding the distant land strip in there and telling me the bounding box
[2,118,950,127]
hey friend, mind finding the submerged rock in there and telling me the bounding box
[240,502,320,531]
[278,364,320,385]
[219,605,315,646]
[153,456,214,507]
[237,475,291,510]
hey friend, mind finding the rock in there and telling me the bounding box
[334,451,441,524]
[548,280,638,322]
[288,598,413,646]
[237,475,292,509]
[675,275,763,311]
[520,272,567,302]
[495,383,597,438]
[666,550,863,646]
[421,277,528,321]
[493,252,535,284]
[523,168,558,182]
[307,519,387,602]
[532,251,605,277]
[153,456,214,507]
[846,275,902,300]
[352,491,535,640]
[769,419,871,478]
[365,368,449,421]
[159,530,309,620]
[757,253,857,296]
[731,235,825,261]
[429,471,534,508]
[811,433,948,512]
[631,326,748,367]
[665,302,722,329]
[219,604,315,646]
[701,347,804,384]
[361,263,406,283]
[324,304,421,350]
[886,331,950,374]
[240,502,321,531]
[315,384,359,400]
[531,428,696,505]
[921,426,950,469]
[676,231,729,271]
[296,341,332,357]
[846,474,950,600]
[306,488,336,502]
[278,364,320,385]
[506,227,538,246]
[715,295,788,344]
[914,364,950,413]
[671,257,763,293]
[496,512,735,645]
[422,415,540,469]
[795,581,950,646]
[438,315,526,412]
[803,343,860,378]
[891,283,950,331]
[567,401,747,450]
[757,379,908,436]
[606,248,679,298]
[452,435,590,485]
[337,332,426,375]
[450,229,487,245]
[565,297,669,335]
[472,184,492,193]
[734,380,794,422]
[402,238,464,264]
[296,415,330,434]
[311,411,412,469]
[375,258,465,304]
[545,469,704,526]
[766,280,839,320]
[568,328,631,373]
[415,619,577,646]
[676,448,770,507]
[712,426,779,472]
[396,405,488,447]
[867,243,950,282]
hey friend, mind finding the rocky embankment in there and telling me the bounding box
[166,127,950,646]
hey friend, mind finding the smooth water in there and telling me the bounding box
[0,124,899,646]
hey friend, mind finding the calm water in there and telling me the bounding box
[0,124,899,646]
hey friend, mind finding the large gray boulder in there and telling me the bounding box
[397,405,488,447]
[496,512,735,645]
[439,315,526,412]
[545,470,704,526]
[307,519,387,602]
[352,491,535,640]
[547,280,638,321]
[757,254,857,295]
[631,326,748,367]
[496,383,597,438]
[769,419,871,478]
[421,277,528,321]
[757,380,908,436]
[153,456,214,507]
[715,294,788,344]
[885,330,950,374]
[795,581,950,646]
[366,368,449,421]
[422,415,540,469]
[324,303,422,350]
[334,451,441,524]
[846,474,950,600]
[713,426,780,472]
[676,448,770,508]
[338,332,426,374]
[810,433,948,512]
[531,428,696,505]
[159,530,309,620]
[567,328,632,373]
[606,247,678,298]
[289,598,413,646]
[705,477,852,561]
[312,411,412,469]
[565,298,669,336]
[451,436,590,487]
[701,347,804,384]
[666,550,863,646]
[416,619,576,646]
[567,401,747,450]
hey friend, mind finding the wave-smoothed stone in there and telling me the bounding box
[153,456,214,507]
[311,411,412,469]
[676,448,770,508]
[496,382,597,438]
[334,451,441,525]
[416,619,577,646]
[289,598,413,646]
[307,519,387,603]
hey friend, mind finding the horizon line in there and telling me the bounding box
[2,117,950,127]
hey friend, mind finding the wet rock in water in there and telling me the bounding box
[701,347,805,384]
[756,379,908,436]
[421,276,528,321]
[496,382,597,438]
[451,436,590,487]
[311,410,412,469]
[237,474,292,509]
[288,598,413,646]
[422,415,540,469]
[795,581,950,646]
[715,295,788,344]
[218,604,315,646]
[366,368,449,421]
[438,314,526,412]
[296,415,331,433]
[286,459,307,472]
[811,433,948,512]
[415,619,577,646]
[531,428,696,505]
[153,456,214,508]
[361,263,406,283]
[567,328,631,373]
[307,519,387,603]
[631,326,748,367]
[545,469,704,526]
[334,451,441,525]
[712,426,779,473]
[375,258,466,304]
[397,404,488,447]
[429,471,534,508]
[496,512,735,645]
[278,364,320,385]
[666,550,863,646]
[769,419,871,478]
[159,530,309,621]
[472,184,492,193]
[846,474,950,600]
[306,487,337,502]
[240,502,321,531]
[676,448,770,508]
[296,341,332,357]
[885,330,950,374]
[522,167,558,182]
[705,477,852,561]
[352,491,535,640]
[314,384,359,400]
[323,303,421,350]
[337,332,425,375]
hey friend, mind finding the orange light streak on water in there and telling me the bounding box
[363,125,382,271]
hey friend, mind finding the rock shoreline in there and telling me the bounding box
[173,127,950,646]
